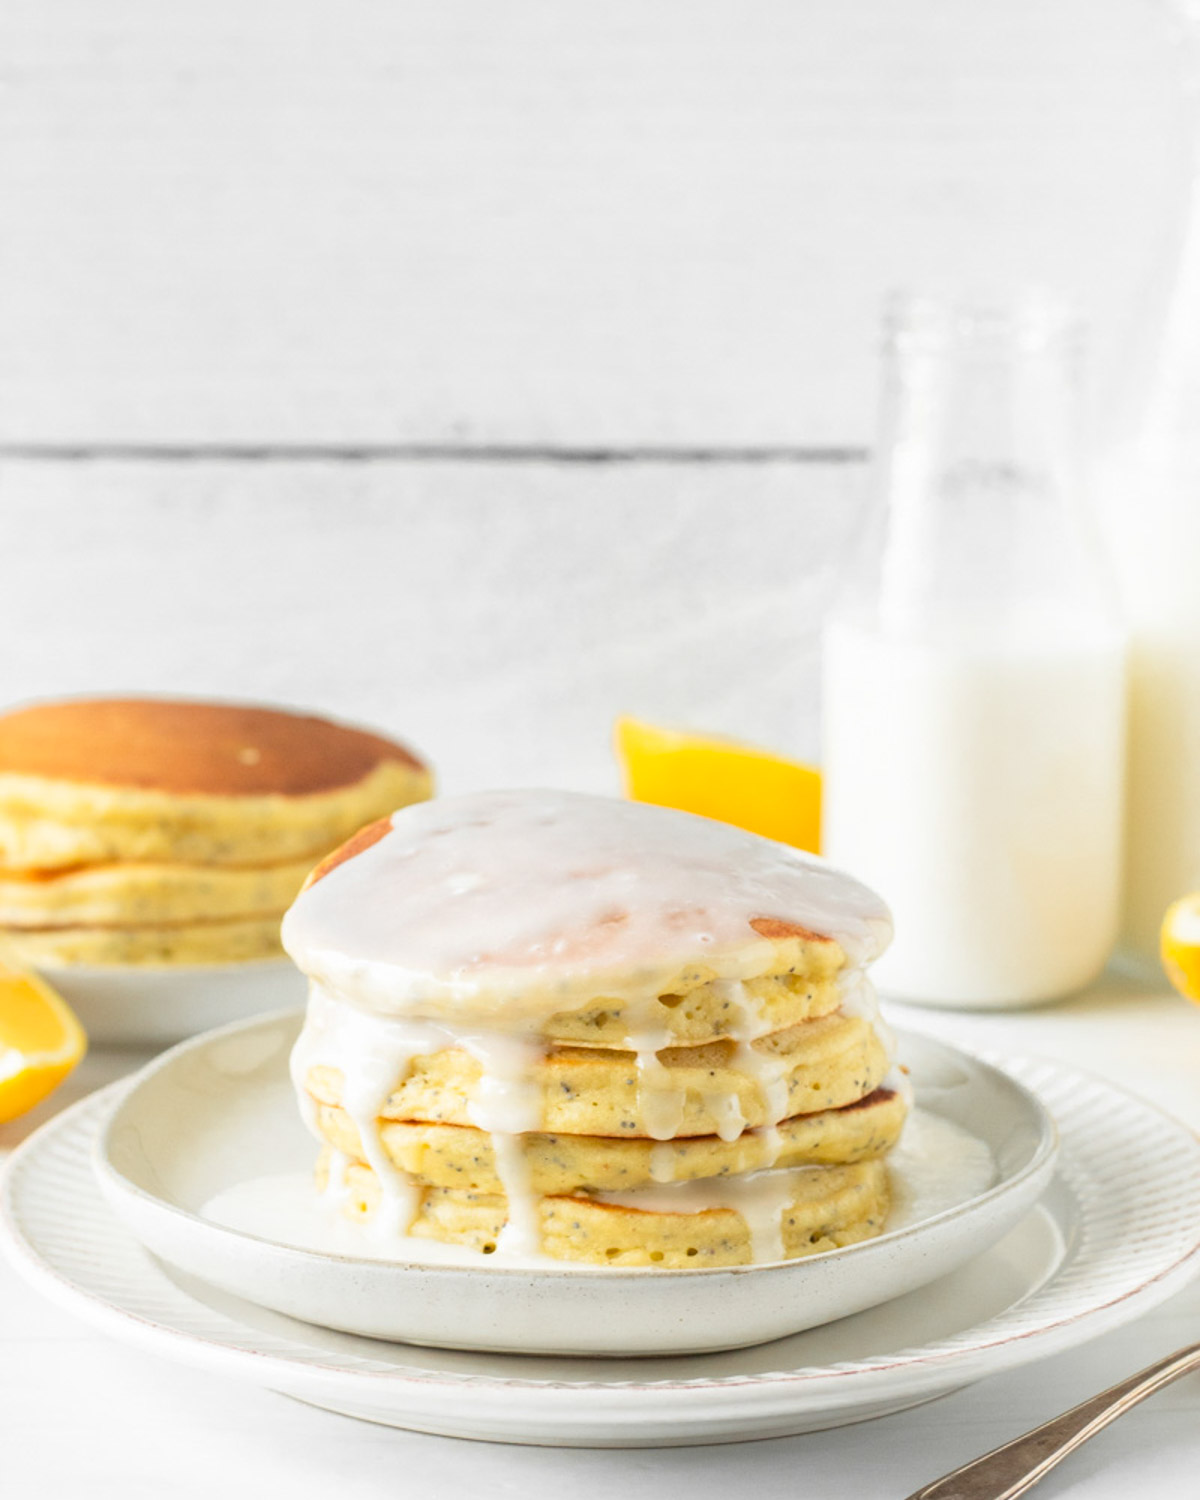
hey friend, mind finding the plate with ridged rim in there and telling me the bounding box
[2,1060,1199,1447]
[85,1016,1057,1356]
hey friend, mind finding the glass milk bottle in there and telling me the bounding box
[1104,19,1200,967]
[822,294,1127,1009]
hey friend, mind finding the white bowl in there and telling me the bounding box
[93,1012,1058,1356]
[42,961,306,1047]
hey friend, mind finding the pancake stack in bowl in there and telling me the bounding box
[284,788,907,1268]
[0,698,432,968]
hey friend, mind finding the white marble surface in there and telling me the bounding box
[2,973,1199,1499]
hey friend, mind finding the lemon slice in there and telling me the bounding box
[0,965,87,1123]
[614,716,822,852]
[1161,893,1200,1006]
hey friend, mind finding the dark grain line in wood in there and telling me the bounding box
[0,443,868,466]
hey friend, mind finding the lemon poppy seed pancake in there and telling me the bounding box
[283,790,890,1024]
[320,1153,892,1268]
[0,856,316,928]
[312,1086,908,1196]
[0,697,432,968]
[300,999,892,1137]
[0,698,431,869]
[0,914,287,966]
[284,789,902,1267]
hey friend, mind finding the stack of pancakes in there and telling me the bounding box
[284,788,907,1268]
[0,699,432,968]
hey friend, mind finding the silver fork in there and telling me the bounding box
[905,1341,1200,1499]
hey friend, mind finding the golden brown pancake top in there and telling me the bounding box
[0,698,425,796]
[306,817,393,886]
[748,916,828,944]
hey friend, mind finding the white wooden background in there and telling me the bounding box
[0,470,862,792]
[1,1,1196,791]
[0,0,1191,448]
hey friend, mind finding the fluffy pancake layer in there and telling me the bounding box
[300,1010,891,1138]
[285,790,901,1267]
[0,914,286,965]
[319,1153,891,1268]
[311,1086,907,1196]
[0,856,316,927]
[0,697,432,966]
[541,966,843,1047]
[0,758,431,871]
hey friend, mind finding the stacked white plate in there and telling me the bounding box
[2,1010,1199,1446]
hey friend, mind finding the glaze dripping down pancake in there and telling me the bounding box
[283,788,892,1024]
[285,791,905,1269]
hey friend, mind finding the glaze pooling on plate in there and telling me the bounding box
[283,790,900,1267]
[13,1049,1198,1440]
[281,788,892,1021]
[82,1020,1066,1359]
[199,1108,995,1270]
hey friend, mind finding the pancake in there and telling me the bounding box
[285,789,899,1267]
[0,698,432,870]
[0,914,284,966]
[318,1153,891,1268]
[0,697,433,971]
[542,967,844,1047]
[298,1007,892,1138]
[281,790,889,1027]
[0,855,314,928]
[310,1086,907,1196]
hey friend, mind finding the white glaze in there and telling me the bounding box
[625,977,807,1163]
[592,1168,802,1263]
[634,1044,688,1142]
[885,1108,995,1228]
[291,982,844,1245]
[290,972,905,1258]
[284,791,896,1264]
[650,1142,679,1184]
[282,789,892,1025]
[459,1032,544,1256]
[593,1111,992,1261]
[882,1063,916,1112]
[837,971,895,1058]
[486,1132,542,1257]
[290,985,550,1249]
[322,1147,349,1203]
[201,1108,990,1269]
[729,988,791,1159]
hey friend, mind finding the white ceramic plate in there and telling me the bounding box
[88,1014,1055,1355]
[38,960,306,1046]
[3,1057,1199,1446]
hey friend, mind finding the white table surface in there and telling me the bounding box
[2,970,1198,1500]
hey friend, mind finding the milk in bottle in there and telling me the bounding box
[822,295,1126,1008]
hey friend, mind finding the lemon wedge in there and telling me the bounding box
[1161,892,1200,1006]
[614,717,822,852]
[0,966,87,1123]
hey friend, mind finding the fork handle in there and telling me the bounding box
[906,1341,1200,1500]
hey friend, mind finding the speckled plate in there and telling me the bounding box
[3,1040,1199,1444]
[88,1016,1054,1355]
